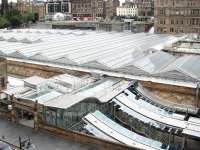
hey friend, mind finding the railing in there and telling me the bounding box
[0,139,20,150]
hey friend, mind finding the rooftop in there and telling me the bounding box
[4,74,129,109]
[1,29,200,87]
[164,34,200,55]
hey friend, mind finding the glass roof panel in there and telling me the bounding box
[134,51,175,74]
[180,55,200,80]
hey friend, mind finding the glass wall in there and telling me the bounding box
[43,98,110,129]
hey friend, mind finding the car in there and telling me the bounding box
[0,141,12,150]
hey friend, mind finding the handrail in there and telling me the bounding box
[0,139,20,150]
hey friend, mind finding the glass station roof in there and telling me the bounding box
[0,29,199,83]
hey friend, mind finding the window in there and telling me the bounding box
[159,19,165,25]
[159,9,165,15]
[171,19,174,24]
[180,20,183,25]
[170,28,174,32]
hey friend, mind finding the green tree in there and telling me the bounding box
[33,12,39,22]
[22,11,37,24]
[0,8,37,28]
[22,11,33,23]
[5,9,21,19]
[4,9,22,28]
[9,16,22,27]
[0,17,9,28]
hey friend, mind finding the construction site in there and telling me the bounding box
[0,29,199,150]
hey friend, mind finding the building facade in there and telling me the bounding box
[34,3,46,21]
[122,0,154,17]
[136,0,154,17]
[17,0,32,13]
[17,0,46,21]
[104,0,120,19]
[116,6,138,17]
[18,0,120,21]
[155,0,200,34]
[70,0,119,20]
[71,0,104,19]
[46,0,71,15]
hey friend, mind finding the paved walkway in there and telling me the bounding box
[0,119,96,150]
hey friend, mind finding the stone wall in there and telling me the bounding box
[7,60,87,78]
[140,81,199,107]
[140,81,196,95]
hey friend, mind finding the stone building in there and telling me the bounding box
[136,0,154,17]
[45,0,71,15]
[116,5,138,17]
[122,0,154,17]
[70,0,119,20]
[17,0,32,13]
[104,0,120,19]
[154,0,200,34]
[17,0,46,21]
[33,2,46,21]
[71,0,104,19]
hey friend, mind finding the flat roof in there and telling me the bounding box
[5,73,130,108]
[44,79,130,109]
[23,76,46,86]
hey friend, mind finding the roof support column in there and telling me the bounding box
[196,82,200,108]
[181,137,187,150]
[33,100,39,131]
[168,128,172,145]
[11,94,16,123]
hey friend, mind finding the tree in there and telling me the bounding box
[4,9,22,28]
[0,17,9,28]
[0,8,37,28]
[9,16,22,27]
[33,12,39,22]
[5,9,21,20]
[22,11,38,25]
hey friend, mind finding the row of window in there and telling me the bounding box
[73,8,103,13]
[170,27,200,33]
[72,3,103,9]
[170,27,183,33]
[48,3,69,13]
[159,9,200,16]
[158,18,200,26]
[158,0,199,7]
[117,9,138,13]
[156,26,200,34]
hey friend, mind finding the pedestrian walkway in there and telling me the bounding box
[0,119,96,150]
